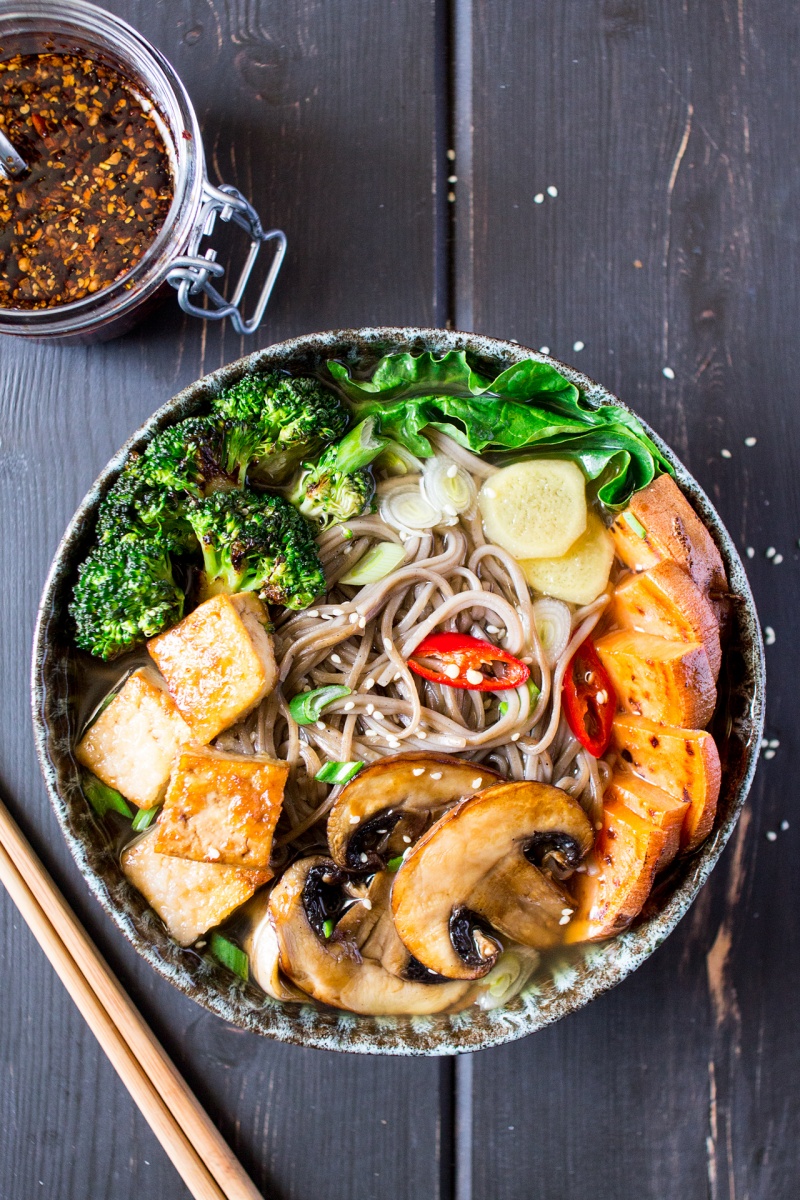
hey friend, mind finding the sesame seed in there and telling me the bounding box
[306,609,319,617]
[539,346,550,355]
[745,436,757,447]
[349,613,359,624]
[349,814,360,825]
[781,820,790,831]
[362,899,372,910]
[547,185,558,197]
[447,464,458,478]
[766,830,777,842]
[486,625,500,634]
[366,703,374,715]
[360,853,368,863]
[412,768,425,776]
[662,366,675,380]
[558,915,571,925]
[321,613,333,620]
[364,677,375,690]
[332,608,344,616]
[761,738,769,748]
[721,448,732,459]
[746,547,755,558]
[207,847,220,860]
[764,749,776,759]
[472,777,483,789]
[766,546,776,558]
[769,739,780,748]
[774,554,784,564]
[343,701,355,711]
[366,729,378,738]
[595,690,607,704]
[573,340,584,352]
[466,668,484,685]
[331,653,342,664]
[417,730,427,739]
[402,835,411,844]
[373,711,385,721]
[447,148,455,160]
[430,771,442,780]
[534,192,544,203]
[448,174,457,183]
[511,732,520,741]
[358,616,367,628]
[561,907,573,916]
[764,625,776,645]
[315,721,325,731]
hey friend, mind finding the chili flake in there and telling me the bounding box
[0,52,173,309]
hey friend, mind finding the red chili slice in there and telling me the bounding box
[407,631,530,692]
[562,637,616,758]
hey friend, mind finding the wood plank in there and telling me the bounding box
[462,1,799,1196]
[0,2,448,1198]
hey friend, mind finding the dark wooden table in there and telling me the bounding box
[1,2,796,1196]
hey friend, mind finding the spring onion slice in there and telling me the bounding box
[322,918,336,939]
[315,760,365,785]
[379,481,443,533]
[476,949,540,1011]
[532,597,572,668]
[289,684,352,725]
[498,678,541,717]
[210,932,249,981]
[376,441,426,476]
[622,510,648,539]
[422,455,477,519]
[386,855,405,872]
[83,774,133,819]
[131,805,159,832]
[339,542,407,585]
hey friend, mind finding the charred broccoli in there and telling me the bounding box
[188,488,325,610]
[96,462,197,553]
[140,417,236,498]
[70,540,185,660]
[288,417,387,528]
[211,372,349,483]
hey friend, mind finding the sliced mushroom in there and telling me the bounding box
[240,889,307,1003]
[391,781,594,980]
[327,752,502,871]
[268,856,473,1014]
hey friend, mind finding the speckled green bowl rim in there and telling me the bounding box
[31,327,765,1055]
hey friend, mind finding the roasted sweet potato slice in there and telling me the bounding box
[595,629,716,729]
[610,560,721,680]
[606,771,688,870]
[610,713,721,851]
[564,796,666,943]
[610,475,728,624]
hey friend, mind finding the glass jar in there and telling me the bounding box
[0,0,285,343]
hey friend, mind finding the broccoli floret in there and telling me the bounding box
[140,417,235,498]
[70,541,185,660]
[96,462,197,553]
[287,417,386,528]
[188,488,325,610]
[211,372,349,483]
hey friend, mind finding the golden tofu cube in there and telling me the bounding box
[75,667,192,809]
[122,826,271,946]
[155,746,288,869]
[148,593,277,744]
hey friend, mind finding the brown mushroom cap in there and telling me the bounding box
[327,752,502,872]
[391,781,594,980]
[268,856,472,1014]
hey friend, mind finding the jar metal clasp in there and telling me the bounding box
[167,181,286,336]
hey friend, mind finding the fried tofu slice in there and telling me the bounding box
[609,560,722,680]
[122,826,270,946]
[148,593,277,744]
[610,713,721,852]
[610,474,728,622]
[565,796,666,943]
[595,629,716,729]
[76,667,192,809]
[606,771,689,871]
[155,746,288,869]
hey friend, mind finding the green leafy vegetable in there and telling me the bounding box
[131,805,159,832]
[210,932,249,981]
[322,918,335,939]
[315,761,365,785]
[289,685,352,725]
[328,351,672,508]
[83,775,133,819]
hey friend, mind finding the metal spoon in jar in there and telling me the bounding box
[0,129,27,178]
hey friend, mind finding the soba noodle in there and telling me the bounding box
[215,453,612,849]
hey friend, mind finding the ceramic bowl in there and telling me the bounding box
[31,327,765,1055]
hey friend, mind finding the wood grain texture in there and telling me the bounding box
[0,2,447,1198]
[461,1,799,1197]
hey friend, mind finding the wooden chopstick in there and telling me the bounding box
[0,795,265,1200]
